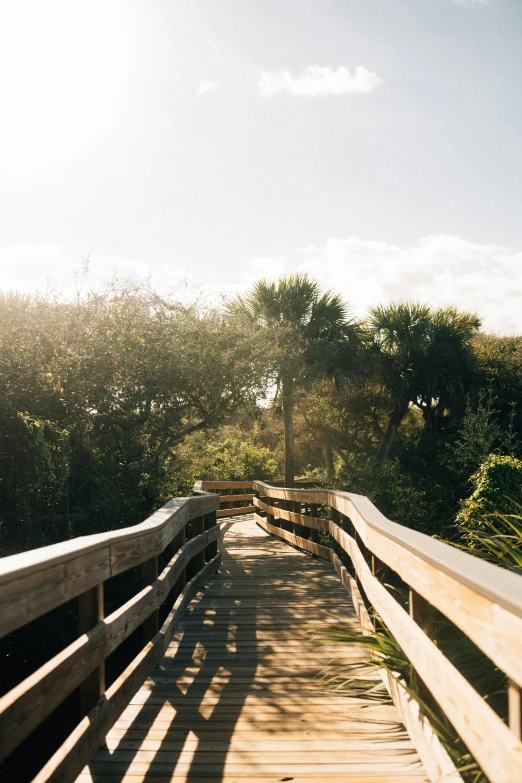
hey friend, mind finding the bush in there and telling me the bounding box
[456,454,522,531]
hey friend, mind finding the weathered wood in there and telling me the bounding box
[509,681,522,741]
[340,529,522,783]
[253,481,522,690]
[328,489,522,688]
[216,505,256,518]
[140,556,159,643]
[33,554,221,783]
[255,513,331,560]
[0,526,220,762]
[0,494,218,639]
[254,496,329,531]
[197,481,254,490]
[78,584,105,717]
[77,519,427,783]
[219,493,255,503]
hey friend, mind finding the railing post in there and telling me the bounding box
[409,588,435,704]
[508,681,522,740]
[310,503,320,543]
[187,515,205,578]
[78,583,105,716]
[141,555,159,642]
[204,510,218,560]
[174,526,186,591]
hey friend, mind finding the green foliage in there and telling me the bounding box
[335,453,435,533]
[456,512,522,574]
[174,429,279,491]
[456,454,522,531]
[318,618,501,783]
[229,273,364,386]
[0,286,269,553]
[450,390,501,476]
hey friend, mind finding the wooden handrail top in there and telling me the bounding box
[194,480,254,491]
[0,495,217,584]
[0,493,218,639]
[253,481,522,622]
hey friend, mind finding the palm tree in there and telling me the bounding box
[369,303,480,464]
[229,275,362,486]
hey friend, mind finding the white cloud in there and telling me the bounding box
[2,236,520,334]
[198,79,218,95]
[0,245,192,300]
[258,65,383,97]
[242,235,522,335]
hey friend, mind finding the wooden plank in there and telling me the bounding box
[255,514,331,560]
[78,584,105,717]
[330,551,462,783]
[217,505,256,518]
[219,494,255,503]
[33,555,221,783]
[0,527,220,761]
[76,775,429,783]
[253,481,330,505]
[254,497,330,531]
[328,492,522,687]
[509,682,522,741]
[79,519,428,783]
[0,494,218,639]
[140,556,159,642]
[199,481,254,490]
[341,530,522,783]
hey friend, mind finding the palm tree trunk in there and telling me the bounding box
[375,401,408,464]
[282,375,295,487]
[322,439,335,482]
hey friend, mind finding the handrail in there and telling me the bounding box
[252,479,522,783]
[194,480,256,517]
[253,481,522,621]
[0,492,220,782]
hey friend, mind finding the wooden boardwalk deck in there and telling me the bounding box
[77,516,429,783]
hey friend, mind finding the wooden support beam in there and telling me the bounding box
[78,584,105,717]
[508,680,522,741]
[409,588,435,705]
[187,517,205,579]
[141,556,159,643]
[204,511,218,560]
[310,504,320,543]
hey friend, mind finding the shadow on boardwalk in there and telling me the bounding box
[88,520,260,782]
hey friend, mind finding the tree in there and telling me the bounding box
[0,285,270,553]
[456,453,522,532]
[369,303,480,463]
[228,274,363,486]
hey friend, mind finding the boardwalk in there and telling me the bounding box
[77,516,428,782]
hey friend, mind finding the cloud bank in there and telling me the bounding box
[243,235,522,335]
[1,235,520,334]
[258,65,383,97]
[198,79,218,95]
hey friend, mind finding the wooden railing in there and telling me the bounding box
[252,480,522,783]
[194,480,256,517]
[0,493,220,783]
[193,478,323,518]
[3,478,522,783]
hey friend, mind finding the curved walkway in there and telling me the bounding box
[77,516,428,782]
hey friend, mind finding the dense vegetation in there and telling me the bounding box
[1,276,521,783]
[1,276,521,556]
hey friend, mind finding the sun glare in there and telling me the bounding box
[0,1,132,174]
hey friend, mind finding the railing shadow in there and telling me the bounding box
[87,519,261,782]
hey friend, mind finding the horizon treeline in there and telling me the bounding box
[1,277,521,556]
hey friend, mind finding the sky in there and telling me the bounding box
[1,0,521,332]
